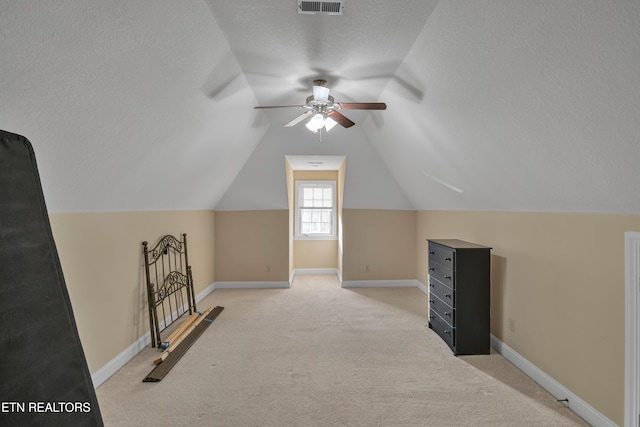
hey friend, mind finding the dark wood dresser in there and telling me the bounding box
[427,239,491,355]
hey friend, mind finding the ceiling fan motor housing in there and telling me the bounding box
[254,78,385,130]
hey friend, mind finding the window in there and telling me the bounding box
[295,181,336,239]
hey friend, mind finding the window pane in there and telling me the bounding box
[300,185,333,207]
[297,182,335,236]
[304,188,313,199]
[314,188,322,207]
[299,208,333,234]
[302,188,313,207]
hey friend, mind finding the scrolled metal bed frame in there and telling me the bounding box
[142,234,197,348]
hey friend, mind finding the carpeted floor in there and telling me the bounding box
[96,274,588,426]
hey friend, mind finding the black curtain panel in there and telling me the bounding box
[0,130,103,426]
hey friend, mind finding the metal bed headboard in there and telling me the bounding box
[142,234,197,348]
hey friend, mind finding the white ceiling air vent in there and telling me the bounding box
[298,1,344,15]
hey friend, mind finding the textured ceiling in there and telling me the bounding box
[368,1,640,212]
[1,1,640,213]
[205,0,436,109]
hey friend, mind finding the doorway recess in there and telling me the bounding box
[625,232,640,427]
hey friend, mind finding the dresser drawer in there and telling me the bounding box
[429,311,455,349]
[428,242,455,268]
[428,278,455,311]
[429,294,454,326]
[428,262,454,288]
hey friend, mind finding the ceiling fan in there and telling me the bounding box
[254,80,387,134]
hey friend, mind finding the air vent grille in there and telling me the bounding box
[298,1,344,15]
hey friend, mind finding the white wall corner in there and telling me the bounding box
[196,282,216,303]
[490,335,617,427]
[416,280,429,295]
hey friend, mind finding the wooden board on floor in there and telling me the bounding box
[143,306,225,382]
[154,306,215,364]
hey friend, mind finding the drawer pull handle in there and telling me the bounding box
[444,257,452,261]
[429,267,435,271]
[429,300,434,305]
[445,330,451,336]
[429,283,434,288]
[429,315,435,320]
[444,293,451,298]
[445,312,451,317]
[429,251,435,255]
[445,275,452,280]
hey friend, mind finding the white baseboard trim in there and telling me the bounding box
[419,281,609,424]
[195,282,216,303]
[214,281,290,289]
[91,330,151,388]
[292,268,340,276]
[341,279,420,288]
[416,280,429,295]
[92,282,217,388]
[290,268,341,284]
[490,334,616,427]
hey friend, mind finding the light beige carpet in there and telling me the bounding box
[96,274,588,426]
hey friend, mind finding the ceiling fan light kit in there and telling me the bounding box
[254,79,387,135]
[323,117,338,131]
[305,114,337,134]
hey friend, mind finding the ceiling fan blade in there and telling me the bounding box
[284,111,314,127]
[254,105,305,109]
[327,110,355,128]
[335,102,387,110]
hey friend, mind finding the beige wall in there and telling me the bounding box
[293,239,338,269]
[214,210,289,281]
[342,209,417,281]
[49,210,216,373]
[291,169,340,270]
[417,210,640,426]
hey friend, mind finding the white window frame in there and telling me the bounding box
[295,180,337,240]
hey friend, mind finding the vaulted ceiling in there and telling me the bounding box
[2,1,639,214]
